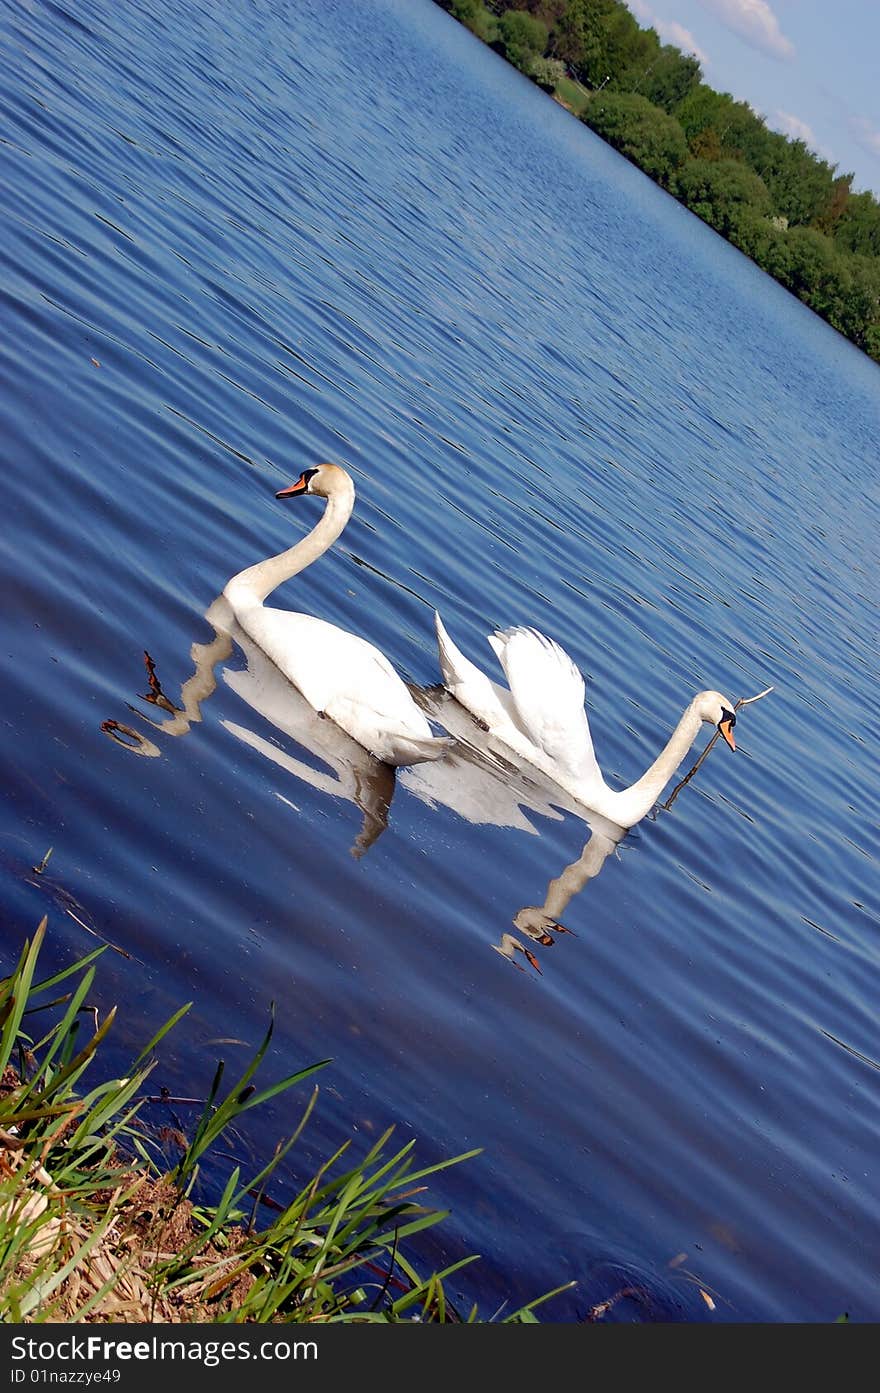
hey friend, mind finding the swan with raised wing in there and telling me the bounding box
[223,464,451,766]
[434,614,736,827]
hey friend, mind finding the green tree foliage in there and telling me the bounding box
[676,88,842,228]
[518,0,567,21]
[836,256,880,351]
[689,126,723,162]
[758,136,840,228]
[549,0,588,67]
[834,189,880,257]
[514,1,697,110]
[674,158,771,237]
[677,85,769,166]
[550,0,617,87]
[495,9,549,73]
[637,45,700,115]
[783,227,855,320]
[675,80,731,145]
[531,55,568,90]
[814,175,853,236]
[601,2,650,82]
[443,0,497,41]
[606,9,656,89]
[728,210,792,283]
[583,92,688,186]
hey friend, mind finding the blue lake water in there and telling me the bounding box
[2,0,879,1322]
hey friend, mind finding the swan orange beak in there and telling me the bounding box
[275,473,310,499]
[719,718,736,752]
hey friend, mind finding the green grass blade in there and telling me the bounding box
[0,919,47,1073]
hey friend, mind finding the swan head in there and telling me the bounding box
[696,691,737,751]
[275,462,352,501]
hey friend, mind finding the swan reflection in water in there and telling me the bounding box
[506,818,625,974]
[405,685,629,974]
[103,606,651,968]
[103,594,398,858]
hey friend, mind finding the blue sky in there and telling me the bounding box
[627,0,880,197]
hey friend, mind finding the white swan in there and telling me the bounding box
[223,463,451,766]
[434,614,736,827]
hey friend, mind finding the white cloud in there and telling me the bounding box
[628,0,710,65]
[771,110,816,146]
[660,20,710,66]
[768,110,835,161]
[850,116,880,158]
[697,0,794,62]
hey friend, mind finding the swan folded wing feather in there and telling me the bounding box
[240,608,441,762]
[322,695,452,765]
[488,626,602,785]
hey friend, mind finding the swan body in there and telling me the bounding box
[223,464,451,767]
[435,613,736,827]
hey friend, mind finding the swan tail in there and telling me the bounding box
[435,611,479,689]
[489,626,603,785]
[434,611,512,731]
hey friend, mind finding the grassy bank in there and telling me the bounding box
[552,75,591,118]
[0,919,569,1322]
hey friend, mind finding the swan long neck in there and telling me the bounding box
[592,697,705,827]
[224,479,355,611]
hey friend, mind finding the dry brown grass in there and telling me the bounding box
[1,1125,259,1322]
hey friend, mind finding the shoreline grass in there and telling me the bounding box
[0,919,571,1322]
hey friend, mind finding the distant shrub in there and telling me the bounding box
[673,158,771,237]
[495,10,549,75]
[583,92,688,187]
[530,56,567,91]
[727,209,791,279]
[448,0,495,42]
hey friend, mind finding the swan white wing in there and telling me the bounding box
[488,627,603,785]
[240,608,447,764]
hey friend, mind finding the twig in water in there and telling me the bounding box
[32,847,53,876]
[662,686,774,812]
[585,1284,650,1321]
[64,906,132,959]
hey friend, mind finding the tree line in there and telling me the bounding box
[437,0,880,361]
